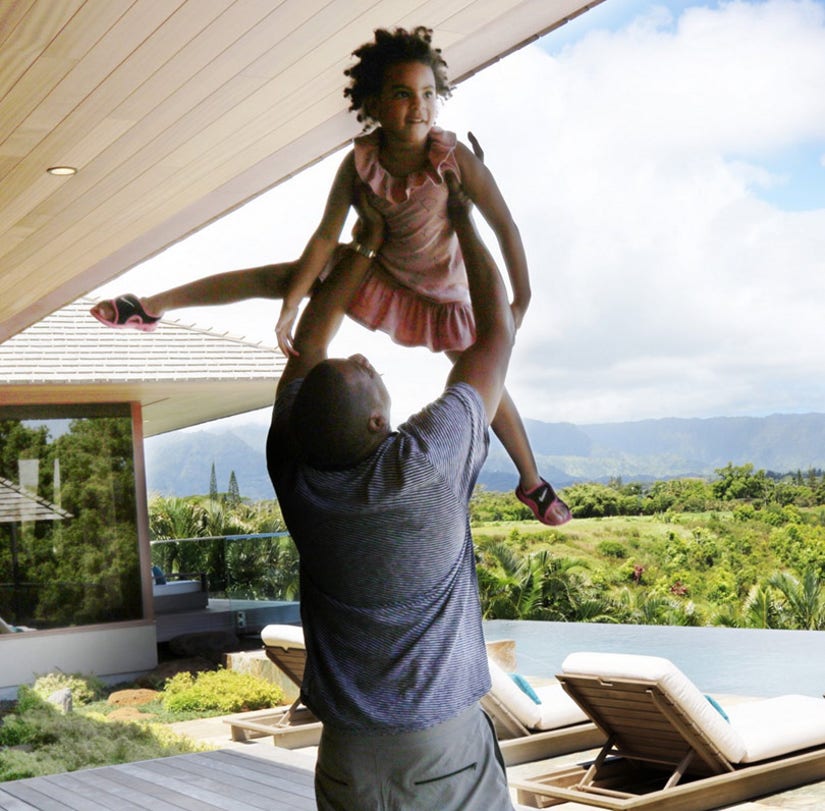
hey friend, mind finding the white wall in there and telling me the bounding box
[0,621,158,699]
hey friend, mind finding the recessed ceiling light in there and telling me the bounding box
[47,166,77,176]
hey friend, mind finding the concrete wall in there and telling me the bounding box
[0,621,157,699]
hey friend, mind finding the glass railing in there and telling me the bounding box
[150,531,298,604]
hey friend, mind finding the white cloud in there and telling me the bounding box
[96,1,825,428]
[437,0,825,423]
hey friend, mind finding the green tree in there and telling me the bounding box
[37,417,140,626]
[713,463,770,501]
[227,471,241,508]
[768,571,825,630]
[740,583,782,629]
[209,463,218,504]
[563,483,622,518]
[149,496,208,575]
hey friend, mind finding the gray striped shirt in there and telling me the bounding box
[267,381,491,732]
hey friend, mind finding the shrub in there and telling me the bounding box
[597,540,627,559]
[32,672,105,706]
[0,686,205,781]
[161,669,284,714]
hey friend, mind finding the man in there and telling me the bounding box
[266,176,516,810]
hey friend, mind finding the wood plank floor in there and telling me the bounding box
[0,750,315,810]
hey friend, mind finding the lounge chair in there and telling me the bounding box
[482,656,605,765]
[225,624,322,749]
[0,614,34,633]
[512,651,825,810]
[227,627,603,760]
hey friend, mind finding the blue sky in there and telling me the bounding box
[93,0,825,429]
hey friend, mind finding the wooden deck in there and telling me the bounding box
[0,750,315,810]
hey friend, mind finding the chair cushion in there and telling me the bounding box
[726,695,825,762]
[488,658,588,731]
[533,683,591,730]
[261,624,305,650]
[561,652,747,763]
[511,673,541,704]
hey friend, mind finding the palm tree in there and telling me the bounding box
[768,571,825,630]
[521,550,604,622]
[149,496,207,574]
[475,539,526,619]
[741,583,782,629]
[612,588,684,626]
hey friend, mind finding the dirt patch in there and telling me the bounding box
[107,688,159,708]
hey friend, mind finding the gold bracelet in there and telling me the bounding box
[349,240,377,260]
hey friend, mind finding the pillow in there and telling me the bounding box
[487,657,543,728]
[261,623,306,649]
[705,694,730,722]
[510,673,542,704]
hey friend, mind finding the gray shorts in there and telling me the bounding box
[314,703,514,811]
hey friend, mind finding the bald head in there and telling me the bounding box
[291,355,391,469]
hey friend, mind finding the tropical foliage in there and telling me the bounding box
[148,494,298,600]
[146,463,825,632]
[470,466,825,629]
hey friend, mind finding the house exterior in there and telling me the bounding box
[0,299,283,695]
[0,1,603,697]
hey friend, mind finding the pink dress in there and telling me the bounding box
[346,127,476,353]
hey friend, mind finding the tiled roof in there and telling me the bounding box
[0,476,73,523]
[0,298,285,435]
[0,298,283,383]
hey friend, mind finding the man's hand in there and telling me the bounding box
[510,302,527,331]
[445,171,473,221]
[467,131,484,162]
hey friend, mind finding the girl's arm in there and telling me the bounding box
[278,186,385,391]
[454,140,531,328]
[275,151,358,355]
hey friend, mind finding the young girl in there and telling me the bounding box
[91,26,570,526]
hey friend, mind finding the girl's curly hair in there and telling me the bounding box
[344,26,452,127]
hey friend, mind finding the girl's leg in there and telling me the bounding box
[145,262,297,313]
[91,261,298,324]
[492,387,540,490]
[446,350,570,525]
[492,391,571,526]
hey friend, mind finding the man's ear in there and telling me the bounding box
[367,412,388,434]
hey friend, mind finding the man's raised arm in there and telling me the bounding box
[445,175,516,422]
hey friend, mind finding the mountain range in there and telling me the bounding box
[144,412,825,500]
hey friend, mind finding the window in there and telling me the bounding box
[0,405,141,631]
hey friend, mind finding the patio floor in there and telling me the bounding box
[3,708,825,810]
[0,749,315,811]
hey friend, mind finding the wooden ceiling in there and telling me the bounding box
[0,1,602,345]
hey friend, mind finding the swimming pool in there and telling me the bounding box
[483,620,825,698]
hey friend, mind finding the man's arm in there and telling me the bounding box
[445,174,516,422]
[276,189,384,394]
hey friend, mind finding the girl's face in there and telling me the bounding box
[369,61,437,143]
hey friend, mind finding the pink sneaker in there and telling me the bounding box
[516,479,572,526]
